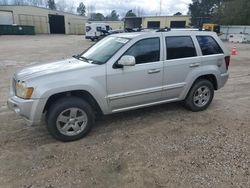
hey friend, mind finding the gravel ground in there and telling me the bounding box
[0,35,249,188]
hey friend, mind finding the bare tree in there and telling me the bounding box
[87,5,96,18]
[131,7,144,17]
[13,0,25,5]
[0,0,8,5]
[67,1,76,13]
[56,0,67,11]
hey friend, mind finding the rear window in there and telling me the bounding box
[196,36,223,55]
[166,36,197,60]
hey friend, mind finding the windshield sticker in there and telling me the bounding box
[115,38,129,44]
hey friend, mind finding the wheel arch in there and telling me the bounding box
[194,74,218,90]
[43,90,103,115]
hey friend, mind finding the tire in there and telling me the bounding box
[46,97,95,142]
[184,79,214,112]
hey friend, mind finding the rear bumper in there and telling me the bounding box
[7,96,45,126]
[218,72,229,89]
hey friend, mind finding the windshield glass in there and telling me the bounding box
[81,36,130,64]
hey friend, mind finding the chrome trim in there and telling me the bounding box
[112,98,179,113]
[162,83,186,91]
[106,83,186,101]
[107,86,162,100]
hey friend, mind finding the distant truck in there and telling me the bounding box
[203,23,223,36]
[85,22,111,41]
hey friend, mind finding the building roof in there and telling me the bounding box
[0,5,86,17]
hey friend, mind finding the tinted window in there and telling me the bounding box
[96,27,101,31]
[197,36,223,55]
[166,36,196,60]
[124,38,160,64]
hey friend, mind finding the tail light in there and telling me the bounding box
[224,56,230,70]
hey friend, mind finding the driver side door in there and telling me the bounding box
[106,36,164,112]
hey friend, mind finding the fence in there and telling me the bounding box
[220,25,250,40]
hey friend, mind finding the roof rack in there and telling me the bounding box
[156,27,204,32]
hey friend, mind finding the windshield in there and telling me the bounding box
[81,36,130,64]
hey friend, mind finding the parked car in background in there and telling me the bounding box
[8,31,230,141]
[85,22,111,41]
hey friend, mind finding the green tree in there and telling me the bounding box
[174,12,182,16]
[89,13,105,21]
[106,10,119,21]
[48,0,56,10]
[220,0,250,25]
[77,2,86,16]
[125,10,136,17]
[189,0,218,26]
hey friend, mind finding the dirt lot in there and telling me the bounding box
[0,35,249,188]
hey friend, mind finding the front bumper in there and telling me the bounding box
[7,96,45,126]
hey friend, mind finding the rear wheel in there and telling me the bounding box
[46,97,95,142]
[184,79,214,112]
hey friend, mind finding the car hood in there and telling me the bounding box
[15,58,94,81]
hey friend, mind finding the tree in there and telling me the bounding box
[106,10,119,21]
[89,13,105,21]
[220,0,250,25]
[125,10,136,17]
[174,12,182,16]
[13,0,25,5]
[48,0,56,10]
[77,2,86,16]
[56,0,67,11]
[189,0,219,26]
[0,0,8,5]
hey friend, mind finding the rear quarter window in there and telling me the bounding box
[196,36,223,56]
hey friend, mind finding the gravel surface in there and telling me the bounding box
[0,35,249,188]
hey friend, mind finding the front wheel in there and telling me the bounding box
[184,79,214,112]
[46,97,95,142]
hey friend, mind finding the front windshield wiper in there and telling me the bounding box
[72,54,90,62]
[72,55,103,65]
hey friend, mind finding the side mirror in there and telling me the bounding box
[118,55,136,66]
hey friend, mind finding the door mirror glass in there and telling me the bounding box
[118,55,136,66]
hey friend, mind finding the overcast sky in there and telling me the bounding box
[72,0,192,16]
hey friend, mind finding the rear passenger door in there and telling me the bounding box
[163,35,201,100]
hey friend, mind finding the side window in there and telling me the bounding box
[96,27,101,31]
[166,36,197,60]
[124,38,160,64]
[86,26,91,32]
[196,36,223,55]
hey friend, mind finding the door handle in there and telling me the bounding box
[148,69,161,74]
[189,63,200,68]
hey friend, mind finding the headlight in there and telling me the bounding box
[16,82,34,99]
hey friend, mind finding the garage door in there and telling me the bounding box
[0,11,13,25]
[170,21,186,28]
[147,21,160,28]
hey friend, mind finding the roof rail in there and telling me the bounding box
[156,27,205,32]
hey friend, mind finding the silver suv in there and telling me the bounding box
[7,31,230,141]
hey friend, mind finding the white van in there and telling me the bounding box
[85,22,111,41]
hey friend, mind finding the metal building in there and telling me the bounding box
[0,5,87,34]
[125,15,191,29]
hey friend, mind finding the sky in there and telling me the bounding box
[72,0,192,16]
